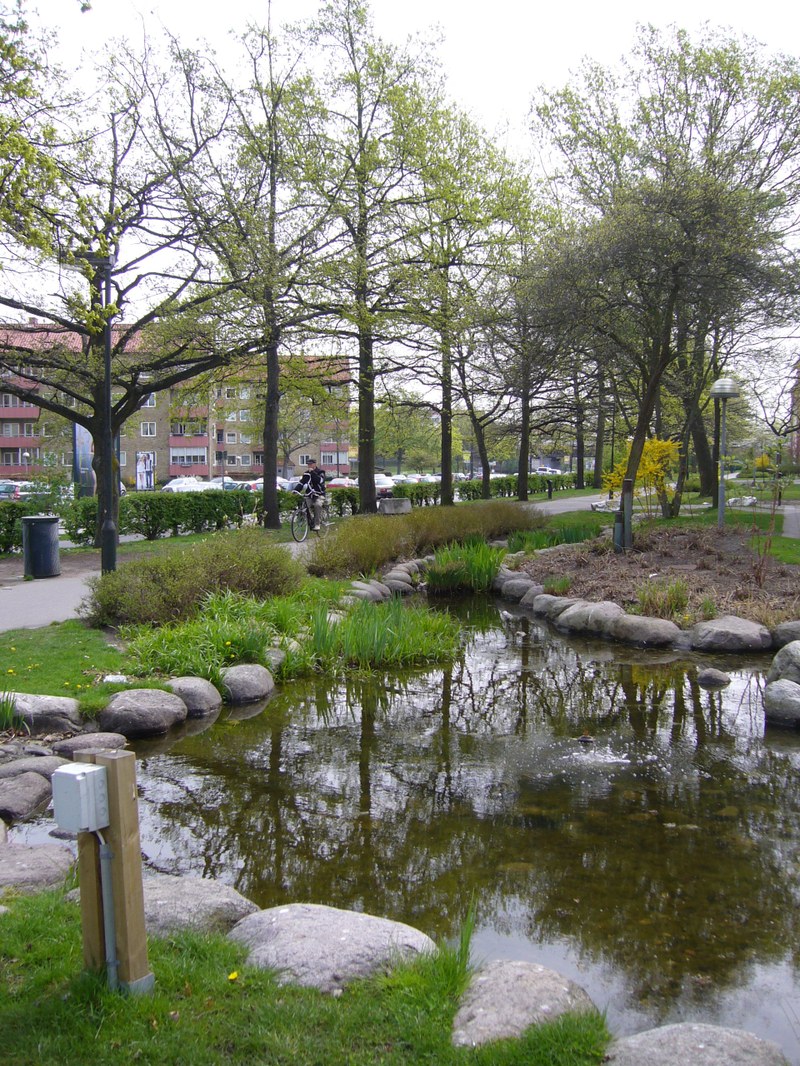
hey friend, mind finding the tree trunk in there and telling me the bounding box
[261,329,282,530]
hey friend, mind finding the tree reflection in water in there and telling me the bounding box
[128,600,800,1053]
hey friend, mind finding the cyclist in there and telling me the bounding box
[297,458,326,530]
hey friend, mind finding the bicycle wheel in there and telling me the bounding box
[291,506,309,542]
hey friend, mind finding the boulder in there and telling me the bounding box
[690,616,772,653]
[604,1022,789,1065]
[228,902,436,993]
[764,679,800,728]
[767,640,800,685]
[696,668,731,688]
[351,580,388,602]
[519,584,545,607]
[0,755,69,781]
[452,960,596,1048]
[556,600,625,638]
[383,579,414,595]
[166,677,222,717]
[491,567,517,593]
[0,842,74,894]
[9,693,82,735]
[0,771,51,822]
[98,689,188,738]
[498,578,538,603]
[528,595,582,621]
[52,733,127,756]
[382,569,413,586]
[608,613,682,647]
[771,622,800,650]
[220,664,275,705]
[264,647,287,672]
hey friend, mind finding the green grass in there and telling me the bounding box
[0,619,157,714]
[427,539,506,595]
[0,889,610,1066]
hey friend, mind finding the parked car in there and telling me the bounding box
[373,475,395,498]
[161,476,214,493]
[209,476,243,490]
[244,477,289,491]
[326,476,357,488]
[0,480,20,500]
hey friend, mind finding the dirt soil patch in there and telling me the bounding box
[518,524,800,627]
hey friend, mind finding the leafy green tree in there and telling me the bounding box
[534,26,800,510]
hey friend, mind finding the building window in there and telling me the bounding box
[226,411,237,422]
[170,447,207,466]
[141,393,156,408]
[216,429,224,443]
[226,432,236,444]
[238,409,250,423]
[225,387,237,399]
[321,452,335,466]
[140,422,156,437]
[0,423,12,437]
[253,451,263,466]
[240,454,251,466]
[23,423,37,437]
[299,453,313,466]
[119,451,127,467]
[240,433,251,445]
[226,454,238,466]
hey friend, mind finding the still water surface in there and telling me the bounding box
[20,598,800,1061]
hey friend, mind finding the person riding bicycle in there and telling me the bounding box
[297,459,326,530]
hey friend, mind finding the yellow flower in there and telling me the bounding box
[225,641,232,646]
[228,971,239,982]
[6,668,14,675]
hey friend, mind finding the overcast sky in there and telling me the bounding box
[30,0,800,146]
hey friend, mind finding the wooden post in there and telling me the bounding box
[77,749,154,994]
[75,751,104,972]
[622,477,634,551]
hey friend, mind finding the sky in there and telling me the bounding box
[28,0,800,149]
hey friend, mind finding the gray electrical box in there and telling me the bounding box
[52,763,110,832]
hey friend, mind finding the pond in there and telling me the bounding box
[18,597,800,1062]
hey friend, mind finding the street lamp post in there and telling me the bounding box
[709,377,740,532]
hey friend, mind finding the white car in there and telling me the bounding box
[161,476,215,493]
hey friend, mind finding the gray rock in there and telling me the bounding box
[228,902,436,993]
[383,579,414,595]
[98,689,188,738]
[556,600,625,638]
[351,580,386,601]
[764,679,800,727]
[369,580,392,599]
[529,595,582,620]
[771,622,800,650]
[767,640,800,685]
[9,693,83,735]
[519,584,545,607]
[220,664,275,705]
[452,959,596,1048]
[697,668,731,688]
[264,647,287,672]
[0,755,69,781]
[140,873,259,936]
[166,677,222,717]
[0,771,51,822]
[52,733,127,756]
[383,569,413,585]
[608,613,682,647]
[498,578,538,603]
[491,567,516,592]
[690,616,772,653]
[605,1022,790,1065]
[350,587,382,602]
[0,842,74,894]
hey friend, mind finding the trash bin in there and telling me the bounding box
[22,514,61,579]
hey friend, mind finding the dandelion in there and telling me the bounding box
[7,668,14,675]
[228,971,239,982]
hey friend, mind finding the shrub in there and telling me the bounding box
[306,500,543,577]
[82,528,305,627]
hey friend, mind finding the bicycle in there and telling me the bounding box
[290,491,330,542]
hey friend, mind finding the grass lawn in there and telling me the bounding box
[0,890,610,1066]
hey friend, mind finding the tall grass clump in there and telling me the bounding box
[326,599,461,670]
[83,529,305,627]
[634,577,689,619]
[0,689,24,732]
[507,520,603,554]
[427,539,506,595]
[307,501,544,578]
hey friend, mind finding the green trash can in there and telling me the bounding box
[22,515,61,578]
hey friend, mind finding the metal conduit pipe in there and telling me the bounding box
[95,830,119,991]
